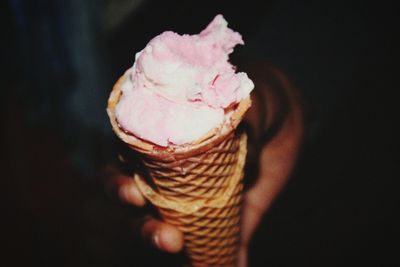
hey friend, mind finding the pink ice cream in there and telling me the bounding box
[115,15,254,147]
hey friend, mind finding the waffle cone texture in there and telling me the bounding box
[107,74,251,266]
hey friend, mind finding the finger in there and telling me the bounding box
[103,165,147,207]
[141,217,184,253]
[240,192,266,248]
[118,177,146,207]
[237,246,248,267]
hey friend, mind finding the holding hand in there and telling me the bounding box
[105,64,304,267]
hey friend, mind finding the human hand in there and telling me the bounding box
[105,64,304,266]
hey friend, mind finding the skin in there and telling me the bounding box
[105,64,304,266]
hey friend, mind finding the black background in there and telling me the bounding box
[1,0,398,266]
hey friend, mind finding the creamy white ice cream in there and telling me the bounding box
[115,15,254,146]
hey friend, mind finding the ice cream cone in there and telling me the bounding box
[108,74,251,266]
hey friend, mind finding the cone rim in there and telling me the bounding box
[107,72,251,161]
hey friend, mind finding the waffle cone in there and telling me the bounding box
[107,74,251,266]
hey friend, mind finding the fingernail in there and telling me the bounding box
[129,184,146,206]
[152,231,161,249]
[128,184,140,198]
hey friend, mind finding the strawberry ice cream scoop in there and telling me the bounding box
[115,15,254,147]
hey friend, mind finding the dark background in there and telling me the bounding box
[1,0,398,266]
